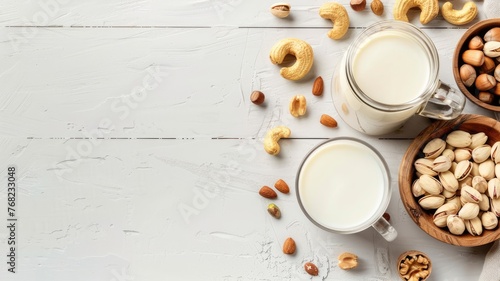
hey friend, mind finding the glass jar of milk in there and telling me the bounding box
[332,20,465,135]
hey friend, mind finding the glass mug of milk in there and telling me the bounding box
[332,20,465,135]
[296,137,397,241]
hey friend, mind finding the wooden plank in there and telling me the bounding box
[0,27,493,138]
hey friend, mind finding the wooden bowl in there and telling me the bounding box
[399,114,500,247]
[453,19,500,111]
[397,250,432,281]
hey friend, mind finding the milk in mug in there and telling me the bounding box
[332,21,464,135]
[297,138,390,232]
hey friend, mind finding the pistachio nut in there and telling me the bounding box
[447,215,465,235]
[479,194,490,211]
[454,148,472,162]
[488,178,500,199]
[450,161,458,174]
[447,196,462,210]
[454,160,472,181]
[442,148,455,162]
[439,171,459,192]
[471,162,480,177]
[432,155,452,173]
[414,158,438,176]
[469,132,488,149]
[412,179,426,197]
[465,217,483,236]
[461,185,482,204]
[496,164,500,178]
[472,145,492,163]
[483,41,500,58]
[418,194,445,210]
[267,203,281,218]
[433,202,459,228]
[491,197,500,216]
[479,159,495,180]
[446,130,472,148]
[481,211,499,230]
[472,176,488,193]
[423,138,446,159]
[458,202,480,220]
[270,3,291,18]
[419,174,443,195]
[491,141,500,164]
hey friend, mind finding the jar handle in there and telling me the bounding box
[372,217,397,242]
[418,81,466,120]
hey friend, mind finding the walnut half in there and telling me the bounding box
[398,251,432,281]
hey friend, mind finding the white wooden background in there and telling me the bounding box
[0,0,497,280]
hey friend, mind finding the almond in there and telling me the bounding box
[274,179,290,194]
[304,262,319,276]
[282,237,296,254]
[259,186,277,199]
[320,114,338,128]
[312,76,324,96]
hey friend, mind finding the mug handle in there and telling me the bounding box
[418,81,466,120]
[372,217,398,242]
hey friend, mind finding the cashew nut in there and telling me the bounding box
[393,0,439,25]
[319,2,350,40]
[264,126,291,155]
[441,1,477,26]
[269,38,314,81]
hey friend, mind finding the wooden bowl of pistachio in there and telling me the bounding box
[399,114,500,247]
[453,19,500,111]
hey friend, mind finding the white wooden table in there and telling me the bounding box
[0,1,497,280]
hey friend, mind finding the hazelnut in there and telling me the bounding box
[350,0,366,11]
[462,50,485,67]
[459,64,477,87]
[475,73,497,91]
[478,92,494,104]
[250,91,265,105]
[495,64,500,82]
[468,35,484,50]
[481,57,497,74]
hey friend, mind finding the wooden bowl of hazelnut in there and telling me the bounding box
[397,250,432,281]
[453,19,500,111]
[399,114,500,247]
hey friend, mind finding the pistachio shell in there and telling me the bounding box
[496,164,500,178]
[479,194,490,211]
[491,141,500,164]
[447,197,462,210]
[459,175,473,189]
[488,178,500,199]
[432,155,452,173]
[412,179,426,197]
[419,174,443,195]
[447,215,465,235]
[481,211,499,230]
[434,202,457,227]
[465,217,483,236]
[423,138,446,159]
[414,158,438,176]
[469,132,488,149]
[454,148,472,162]
[439,171,459,192]
[472,176,488,193]
[442,148,455,162]
[458,202,480,220]
[491,197,500,216]
[471,162,480,177]
[446,130,472,148]
[479,159,495,180]
[418,194,445,210]
[461,185,482,203]
[484,41,500,58]
[454,160,472,181]
[472,145,492,164]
